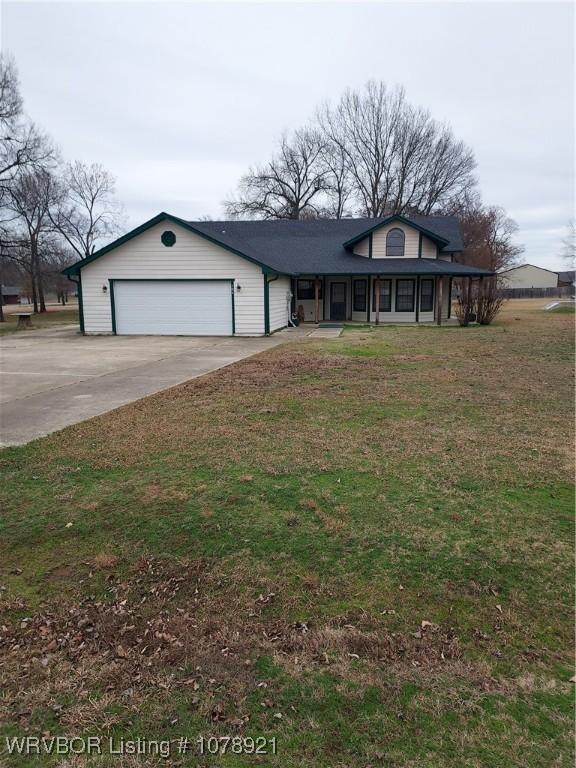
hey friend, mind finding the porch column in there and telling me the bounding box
[366,276,371,323]
[314,277,320,324]
[436,276,443,326]
[466,276,473,324]
[374,277,380,325]
[347,277,352,321]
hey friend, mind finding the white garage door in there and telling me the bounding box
[113,280,233,336]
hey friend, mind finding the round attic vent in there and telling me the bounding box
[161,230,176,247]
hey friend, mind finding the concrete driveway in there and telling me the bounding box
[0,325,302,447]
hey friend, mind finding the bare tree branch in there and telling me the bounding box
[49,161,125,259]
[224,129,327,220]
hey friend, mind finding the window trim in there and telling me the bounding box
[372,279,392,312]
[353,279,367,312]
[420,278,435,312]
[297,279,322,300]
[395,279,416,313]
[386,228,406,258]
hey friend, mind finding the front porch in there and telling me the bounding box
[292,274,453,325]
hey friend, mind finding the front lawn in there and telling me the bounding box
[0,305,573,767]
[0,306,79,335]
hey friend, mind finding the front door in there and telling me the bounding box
[330,282,346,321]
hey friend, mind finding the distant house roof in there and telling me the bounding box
[63,212,493,278]
[499,263,560,276]
[557,270,575,283]
[1,285,20,295]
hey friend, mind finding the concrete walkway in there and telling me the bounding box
[307,327,343,338]
[0,326,306,447]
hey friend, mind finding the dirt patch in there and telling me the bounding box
[45,565,75,582]
[92,551,120,570]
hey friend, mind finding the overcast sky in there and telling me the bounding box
[2,1,574,269]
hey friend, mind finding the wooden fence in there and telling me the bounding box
[497,286,574,299]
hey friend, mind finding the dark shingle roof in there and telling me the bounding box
[557,270,575,283]
[64,212,494,277]
[191,215,480,276]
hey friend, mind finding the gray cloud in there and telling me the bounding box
[3,1,574,268]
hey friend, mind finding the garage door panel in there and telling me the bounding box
[113,280,232,336]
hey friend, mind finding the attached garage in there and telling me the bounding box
[112,280,233,336]
[64,210,483,336]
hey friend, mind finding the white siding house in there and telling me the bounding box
[79,221,268,336]
[64,212,491,335]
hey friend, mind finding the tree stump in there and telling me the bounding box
[17,313,33,329]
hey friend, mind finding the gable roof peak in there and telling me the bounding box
[342,213,451,250]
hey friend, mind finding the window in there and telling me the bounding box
[386,228,405,257]
[396,279,415,312]
[297,279,322,300]
[420,279,434,312]
[353,280,367,312]
[372,279,392,312]
[161,230,176,247]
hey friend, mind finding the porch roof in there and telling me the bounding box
[288,259,493,278]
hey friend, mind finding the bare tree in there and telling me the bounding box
[446,192,523,271]
[318,82,403,217]
[0,56,55,192]
[318,81,477,218]
[5,167,61,313]
[0,54,22,124]
[224,129,327,219]
[560,220,575,268]
[0,54,57,319]
[318,140,354,219]
[50,161,124,259]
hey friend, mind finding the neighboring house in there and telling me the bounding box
[557,270,575,287]
[63,212,493,336]
[0,285,20,305]
[498,264,560,289]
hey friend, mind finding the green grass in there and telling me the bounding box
[0,307,79,335]
[0,305,573,766]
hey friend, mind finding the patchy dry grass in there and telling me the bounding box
[0,303,573,766]
[0,307,79,335]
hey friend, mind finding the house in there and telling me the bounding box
[0,285,21,305]
[498,264,560,289]
[557,270,575,287]
[62,212,493,336]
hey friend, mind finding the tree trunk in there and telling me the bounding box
[38,275,47,313]
[0,254,4,323]
[31,274,38,314]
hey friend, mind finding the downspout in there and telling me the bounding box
[67,273,85,334]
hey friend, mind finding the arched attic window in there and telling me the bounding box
[386,228,405,257]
